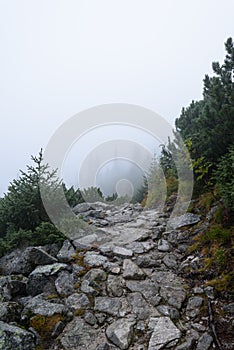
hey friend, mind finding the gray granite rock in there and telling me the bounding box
[157,305,180,320]
[80,279,98,295]
[127,292,150,320]
[0,247,57,275]
[81,268,107,295]
[73,202,94,214]
[125,242,145,254]
[22,294,68,317]
[108,265,121,274]
[135,254,161,268]
[83,268,107,283]
[57,240,76,262]
[0,203,226,350]
[163,253,178,269]
[193,287,204,294]
[84,311,97,325]
[196,332,213,350]
[65,293,90,311]
[96,343,111,350]
[107,275,125,297]
[126,280,160,306]
[51,320,65,339]
[113,247,133,258]
[160,285,187,310]
[148,317,181,350]
[73,233,99,249]
[186,297,203,318]
[106,318,135,349]
[29,263,69,276]
[204,286,215,300]
[95,312,107,325]
[59,317,107,350]
[84,252,108,267]
[192,323,206,332]
[123,259,145,280]
[94,297,122,316]
[27,263,69,296]
[55,271,75,296]
[0,321,35,350]
[168,213,200,230]
[27,275,56,297]
[175,338,195,350]
[158,239,170,252]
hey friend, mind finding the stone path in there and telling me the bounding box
[0,202,230,349]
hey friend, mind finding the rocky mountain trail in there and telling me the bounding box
[0,202,233,350]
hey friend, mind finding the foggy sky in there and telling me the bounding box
[0,0,234,196]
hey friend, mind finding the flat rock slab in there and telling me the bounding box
[94,297,122,316]
[113,246,133,258]
[126,280,160,306]
[160,285,187,310]
[148,317,181,350]
[97,226,153,246]
[168,213,200,229]
[29,263,69,277]
[127,292,151,320]
[84,252,108,267]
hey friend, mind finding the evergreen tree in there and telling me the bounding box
[214,143,234,212]
[175,38,234,164]
[81,186,104,202]
[62,184,84,207]
[0,150,52,235]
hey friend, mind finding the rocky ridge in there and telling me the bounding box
[0,202,233,349]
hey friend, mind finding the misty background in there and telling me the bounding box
[0,0,234,197]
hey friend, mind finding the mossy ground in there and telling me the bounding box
[187,195,234,295]
[71,249,91,277]
[30,314,64,340]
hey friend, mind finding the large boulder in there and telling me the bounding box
[0,247,57,275]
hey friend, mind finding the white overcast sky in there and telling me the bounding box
[0,0,234,196]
